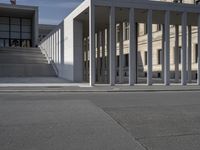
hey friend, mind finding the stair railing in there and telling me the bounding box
[39,46,59,76]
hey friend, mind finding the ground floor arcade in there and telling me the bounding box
[81,1,200,86]
[39,0,200,86]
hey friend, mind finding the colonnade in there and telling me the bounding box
[87,5,200,86]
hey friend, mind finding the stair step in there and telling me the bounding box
[0,53,46,58]
[0,47,41,51]
[0,64,57,77]
[0,49,43,54]
[0,57,48,64]
[0,47,56,77]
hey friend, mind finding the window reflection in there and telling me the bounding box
[0,17,32,48]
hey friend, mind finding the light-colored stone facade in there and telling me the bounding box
[116,0,199,82]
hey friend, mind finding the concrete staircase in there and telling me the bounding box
[0,47,56,77]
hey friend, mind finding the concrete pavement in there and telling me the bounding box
[1,91,200,150]
[0,99,144,150]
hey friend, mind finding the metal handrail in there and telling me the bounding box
[39,46,59,76]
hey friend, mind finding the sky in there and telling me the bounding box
[0,0,83,25]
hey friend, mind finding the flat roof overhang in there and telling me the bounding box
[0,3,37,18]
[73,0,200,35]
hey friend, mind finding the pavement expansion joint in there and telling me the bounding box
[135,132,200,140]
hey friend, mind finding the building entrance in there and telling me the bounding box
[0,17,32,48]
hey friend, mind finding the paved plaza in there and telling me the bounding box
[0,91,200,150]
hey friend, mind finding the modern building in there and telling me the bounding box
[0,3,38,48]
[40,0,200,86]
[0,3,56,78]
[1,0,200,86]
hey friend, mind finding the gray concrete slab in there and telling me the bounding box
[0,99,144,150]
[1,91,200,150]
[104,105,200,139]
[138,135,200,150]
[87,91,200,150]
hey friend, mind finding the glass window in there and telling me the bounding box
[145,51,147,65]
[125,23,129,40]
[174,47,182,64]
[22,19,31,26]
[22,26,31,32]
[116,25,120,43]
[22,40,27,47]
[27,40,31,47]
[196,44,198,63]
[22,33,31,39]
[0,17,9,24]
[158,49,162,65]
[144,24,147,35]
[0,24,9,31]
[157,24,162,31]
[5,39,9,47]
[0,32,9,38]
[11,39,20,47]
[11,25,20,32]
[11,32,20,39]
[10,18,20,25]
[0,17,32,48]
[0,39,10,48]
[0,39,4,48]
[179,47,181,64]
[173,0,182,3]
[125,54,129,67]
[117,56,119,67]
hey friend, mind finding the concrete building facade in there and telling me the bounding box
[0,3,58,78]
[0,3,38,48]
[39,0,200,86]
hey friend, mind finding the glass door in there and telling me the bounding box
[11,39,20,47]
[5,39,9,47]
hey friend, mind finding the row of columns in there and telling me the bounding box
[89,4,200,86]
[83,29,109,83]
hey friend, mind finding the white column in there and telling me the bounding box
[162,24,165,82]
[175,25,179,82]
[198,14,200,85]
[102,30,106,83]
[147,9,152,86]
[106,28,110,84]
[129,8,136,85]
[95,33,98,80]
[89,2,95,86]
[51,35,53,60]
[181,12,187,86]
[187,25,192,83]
[86,37,89,81]
[164,11,170,86]
[53,33,55,61]
[83,38,86,81]
[97,32,101,82]
[119,23,124,84]
[123,23,126,41]
[109,6,116,86]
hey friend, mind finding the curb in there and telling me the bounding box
[0,87,200,93]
